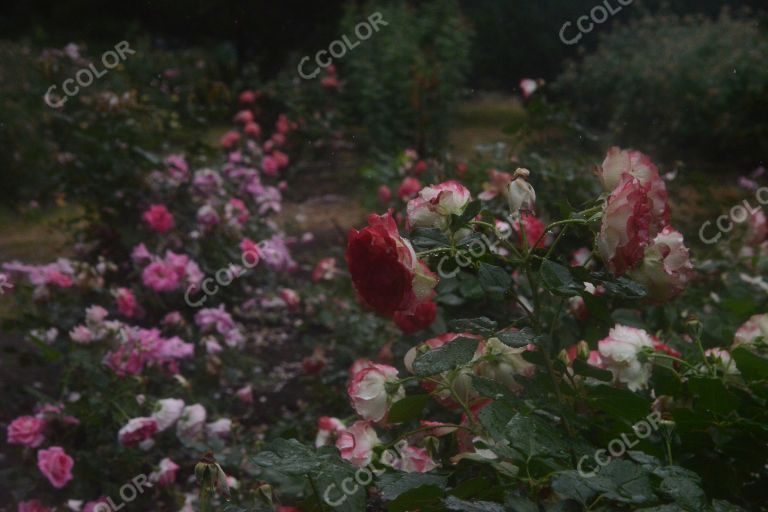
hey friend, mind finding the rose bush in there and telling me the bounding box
[255,147,767,511]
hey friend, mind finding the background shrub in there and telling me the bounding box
[552,9,768,164]
[339,0,470,156]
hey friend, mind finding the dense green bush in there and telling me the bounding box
[339,0,470,156]
[553,9,768,164]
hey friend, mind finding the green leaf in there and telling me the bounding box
[496,327,541,348]
[588,385,651,425]
[504,494,539,512]
[411,227,451,251]
[590,271,647,299]
[478,262,512,297]
[448,317,497,335]
[387,485,445,512]
[478,400,517,440]
[252,439,321,475]
[657,472,706,510]
[688,377,739,415]
[444,496,506,512]
[379,472,448,501]
[455,199,483,227]
[413,336,479,377]
[731,347,768,382]
[472,376,517,402]
[503,413,571,461]
[572,359,613,382]
[540,260,584,296]
[387,395,431,423]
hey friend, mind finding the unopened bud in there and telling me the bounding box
[684,315,703,340]
[576,340,590,361]
[557,349,570,367]
[505,168,536,212]
[256,482,274,505]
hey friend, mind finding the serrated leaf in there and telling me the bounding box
[444,496,506,512]
[413,336,479,377]
[411,227,451,251]
[478,262,512,297]
[448,317,498,334]
[379,472,448,501]
[387,395,431,423]
[496,327,541,348]
[540,260,584,296]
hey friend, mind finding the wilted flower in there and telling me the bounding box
[504,168,536,212]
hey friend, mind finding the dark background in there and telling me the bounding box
[2,0,765,90]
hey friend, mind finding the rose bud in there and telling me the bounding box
[505,168,536,212]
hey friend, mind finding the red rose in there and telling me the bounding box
[346,211,437,317]
[394,300,437,334]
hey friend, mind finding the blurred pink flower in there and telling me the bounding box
[37,446,74,489]
[7,416,46,448]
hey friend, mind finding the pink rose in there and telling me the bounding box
[511,213,546,248]
[519,78,540,99]
[628,227,694,302]
[118,417,158,447]
[262,155,279,177]
[7,416,46,447]
[336,420,380,467]
[233,109,254,124]
[315,416,346,447]
[238,90,257,104]
[150,457,180,486]
[597,174,667,275]
[142,204,174,233]
[348,363,405,422]
[244,122,261,138]
[378,185,392,204]
[220,130,241,149]
[37,446,74,489]
[115,287,140,318]
[405,180,472,230]
[397,177,421,201]
[312,257,337,283]
[388,440,438,473]
[18,501,52,512]
[142,261,180,292]
[734,313,768,348]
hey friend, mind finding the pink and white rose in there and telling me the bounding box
[348,363,405,422]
